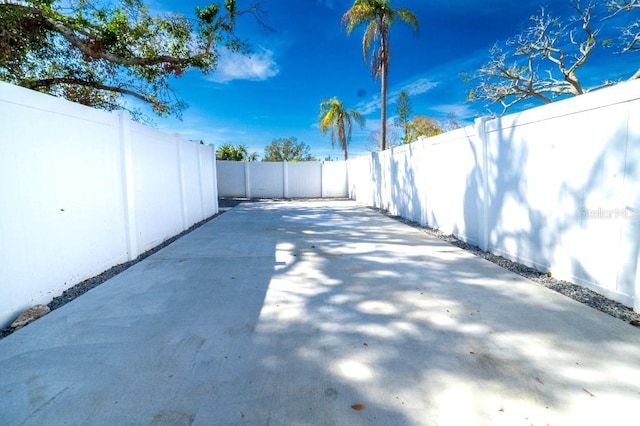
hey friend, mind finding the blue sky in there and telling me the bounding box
[147,0,638,160]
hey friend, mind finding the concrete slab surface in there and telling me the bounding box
[1,200,639,425]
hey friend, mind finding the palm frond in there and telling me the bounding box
[318,96,366,160]
[396,8,419,32]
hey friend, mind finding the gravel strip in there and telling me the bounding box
[0,211,223,340]
[370,207,640,328]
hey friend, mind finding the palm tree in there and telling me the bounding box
[342,0,418,151]
[318,97,365,160]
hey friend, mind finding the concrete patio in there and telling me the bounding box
[1,200,639,425]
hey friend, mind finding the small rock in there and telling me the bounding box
[10,305,50,330]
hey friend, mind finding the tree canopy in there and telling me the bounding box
[394,90,412,144]
[406,115,443,141]
[318,97,365,160]
[0,0,267,119]
[216,143,258,161]
[263,137,316,162]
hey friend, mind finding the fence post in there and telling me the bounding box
[175,135,188,230]
[244,161,251,198]
[475,116,491,252]
[370,151,379,208]
[633,248,640,310]
[197,144,205,222]
[211,145,219,213]
[321,161,325,198]
[283,161,289,198]
[344,160,349,199]
[117,110,139,260]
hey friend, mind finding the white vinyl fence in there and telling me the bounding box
[217,160,348,198]
[0,82,218,328]
[349,80,640,311]
[2,79,638,328]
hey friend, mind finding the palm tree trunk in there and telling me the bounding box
[381,65,387,151]
[380,25,389,151]
[339,116,349,161]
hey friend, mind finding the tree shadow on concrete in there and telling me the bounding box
[2,201,639,425]
[243,202,640,424]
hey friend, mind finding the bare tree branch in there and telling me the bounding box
[26,77,158,105]
[605,0,640,56]
[467,1,629,114]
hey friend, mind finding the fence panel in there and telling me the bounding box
[348,155,374,205]
[130,123,185,252]
[483,86,639,308]
[217,160,246,197]
[249,162,284,198]
[217,160,349,199]
[288,162,322,198]
[323,161,348,198]
[0,84,129,329]
[348,80,640,310]
[199,145,218,216]
[179,140,207,227]
[0,82,218,328]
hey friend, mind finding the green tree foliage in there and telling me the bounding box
[318,97,365,160]
[342,0,418,151]
[406,115,443,142]
[0,0,268,119]
[263,137,316,162]
[216,143,258,161]
[467,1,639,114]
[394,90,412,144]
